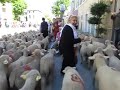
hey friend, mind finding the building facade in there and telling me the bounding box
[70,0,99,36]
[70,0,120,39]
[20,9,44,27]
[0,3,13,27]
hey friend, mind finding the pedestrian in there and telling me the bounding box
[52,19,61,40]
[59,15,84,74]
[40,17,48,38]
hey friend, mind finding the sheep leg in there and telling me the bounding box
[95,74,99,90]
[41,76,46,90]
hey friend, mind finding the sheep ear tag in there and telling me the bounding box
[20,75,26,80]
[36,76,41,81]
[3,59,8,64]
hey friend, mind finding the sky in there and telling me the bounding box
[25,0,56,18]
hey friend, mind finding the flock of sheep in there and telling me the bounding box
[0,29,120,90]
[79,35,120,90]
[0,30,56,90]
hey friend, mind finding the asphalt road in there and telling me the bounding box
[50,42,95,90]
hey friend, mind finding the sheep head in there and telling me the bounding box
[20,70,41,81]
[62,66,76,74]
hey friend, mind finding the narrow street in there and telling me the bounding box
[49,42,95,90]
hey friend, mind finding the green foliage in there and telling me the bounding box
[0,0,18,4]
[52,0,70,17]
[12,0,27,20]
[88,1,108,37]
[90,2,108,17]
[0,0,11,4]
[45,14,52,22]
[88,17,101,24]
[97,27,107,35]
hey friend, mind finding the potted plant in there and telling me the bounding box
[88,1,108,38]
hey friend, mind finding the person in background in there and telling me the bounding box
[40,17,48,38]
[52,19,61,40]
[59,15,85,74]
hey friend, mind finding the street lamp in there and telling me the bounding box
[60,4,66,26]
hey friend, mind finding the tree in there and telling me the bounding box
[88,1,108,37]
[12,0,27,20]
[0,0,18,4]
[44,14,52,22]
[52,0,70,17]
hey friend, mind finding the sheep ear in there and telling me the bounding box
[62,70,66,73]
[20,75,27,80]
[36,76,41,81]
[103,56,109,59]
[3,59,8,64]
[62,66,71,73]
[40,51,44,56]
[88,56,95,60]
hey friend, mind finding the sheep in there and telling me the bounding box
[8,48,34,73]
[80,42,88,64]
[40,49,56,90]
[9,49,44,89]
[3,44,23,62]
[103,48,120,71]
[33,40,42,49]
[0,47,3,55]
[103,40,117,55]
[5,42,14,51]
[27,44,39,55]
[94,56,120,90]
[61,66,84,90]
[41,36,49,49]
[88,47,105,69]
[0,41,6,49]
[88,52,108,72]
[0,55,12,90]
[19,70,41,90]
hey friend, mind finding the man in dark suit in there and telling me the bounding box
[40,18,48,38]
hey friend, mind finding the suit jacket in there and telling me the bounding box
[40,21,48,32]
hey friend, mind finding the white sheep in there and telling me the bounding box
[104,48,120,71]
[19,70,41,90]
[61,66,84,90]
[103,40,117,55]
[8,48,34,73]
[95,62,120,90]
[88,52,108,72]
[88,47,105,69]
[41,36,49,49]
[80,42,88,64]
[0,55,12,90]
[9,49,44,89]
[27,44,40,54]
[40,49,56,90]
